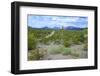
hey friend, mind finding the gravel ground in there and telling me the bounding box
[36,43,88,60]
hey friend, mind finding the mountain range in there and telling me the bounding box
[29,26,87,30]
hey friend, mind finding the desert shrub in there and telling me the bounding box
[83,43,88,51]
[79,34,85,43]
[63,40,72,47]
[49,45,65,54]
[37,48,47,58]
[83,34,88,51]
[61,48,79,57]
[28,33,37,50]
[28,50,41,60]
[62,48,71,55]
[69,49,80,57]
[72,35,80,44]
[61,47,80,57]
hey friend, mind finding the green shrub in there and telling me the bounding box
[28,33,37,50]
[62,48,79,57]
[62,48,71,55]
[79,34,85,43]
[49,45,65,54]
[72,35,81,44]
[63,40,71,47]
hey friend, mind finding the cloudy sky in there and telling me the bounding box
[28,15,88,28]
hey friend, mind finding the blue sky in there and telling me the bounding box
[28,15,88,28]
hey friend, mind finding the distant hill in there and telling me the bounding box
[64,26,84,30]
[28,26,87,30]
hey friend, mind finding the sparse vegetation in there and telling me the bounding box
[28,27,88,60]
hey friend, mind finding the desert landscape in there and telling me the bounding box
[28,15,88,61]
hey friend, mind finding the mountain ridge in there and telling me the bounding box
[28,26,87,30]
